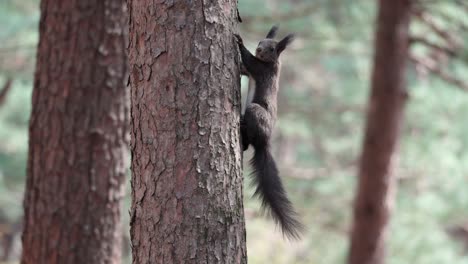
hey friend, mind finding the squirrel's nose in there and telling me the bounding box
[256,47,262,53]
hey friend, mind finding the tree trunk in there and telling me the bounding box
[21,1,128,264]
[128,1,246,263]
[348,1,411,264]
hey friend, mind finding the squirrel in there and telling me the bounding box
[235,25,304,239]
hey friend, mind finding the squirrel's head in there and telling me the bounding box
[255,25,295,63]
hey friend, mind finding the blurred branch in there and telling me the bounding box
[241,3,319,24]
[446,221,468,254]
[410,4,468,90]
[455,0,468,12]
[410,54,468,91]
[411,9,461,49]
[426,8,468,33]
[415,0,468,42]
[416,0,468,11]
[410,36,457,57]
[0,79,13,107]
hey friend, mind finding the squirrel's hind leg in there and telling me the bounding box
[242,103,273,149]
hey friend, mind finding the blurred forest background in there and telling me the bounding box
[1,0,468,263]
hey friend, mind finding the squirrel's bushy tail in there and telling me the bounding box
[250,145,304,239]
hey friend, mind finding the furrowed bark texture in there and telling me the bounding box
[348,1,411,264]
[128,1,246,264]
[21,1,129,264]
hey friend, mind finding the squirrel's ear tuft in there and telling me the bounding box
[266,25,279,39]
[277,33,295,54]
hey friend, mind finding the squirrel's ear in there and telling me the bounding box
[277,33,295,54]
[266,25,279,39]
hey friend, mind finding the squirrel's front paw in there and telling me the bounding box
[234,34,243,45]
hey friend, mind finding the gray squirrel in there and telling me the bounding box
[235,25,304,239]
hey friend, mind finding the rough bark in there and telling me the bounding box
[127,1,246,263]
[348,1,411,264]
[21,1,129,264]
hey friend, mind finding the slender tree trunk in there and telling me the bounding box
[21,1,128,264]
[348,1,411,264]
[128,1,246,263]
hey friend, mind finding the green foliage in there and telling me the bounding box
[0,82,32,222]
[239,0,468,263]
[0,0,38,225]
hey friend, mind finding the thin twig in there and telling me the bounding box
[410,36,457,57]
[410,54,468,91]
[412,9,461,49]
[0,78,13,107]
[426,7,468,33]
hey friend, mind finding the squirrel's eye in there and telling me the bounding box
[270,47,274,51]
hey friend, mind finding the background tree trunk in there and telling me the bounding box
[127,1,246,263]
[21,1,128,264]
[348,1,411,264]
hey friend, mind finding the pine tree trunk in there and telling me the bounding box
[21,1,129,264]
[348,1,411,264]
[127,1,246,263]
